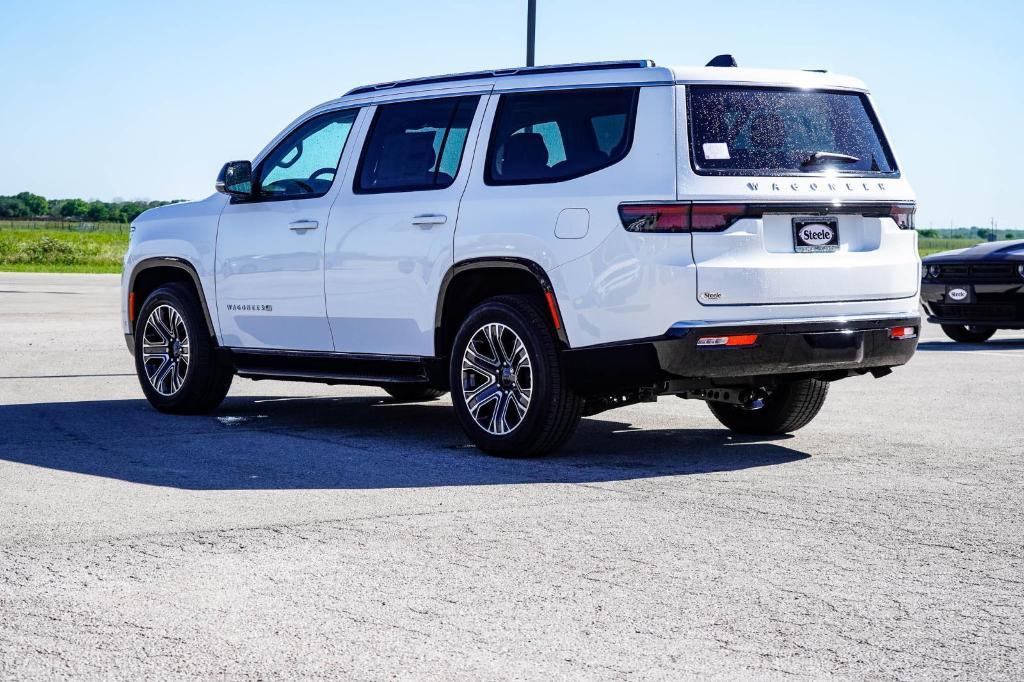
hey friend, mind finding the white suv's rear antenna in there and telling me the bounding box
[706,54,738,67]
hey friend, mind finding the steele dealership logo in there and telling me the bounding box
[748,181,889,192]
[947,288,969,302]
[799,224,835,245]
[226,303,273,312]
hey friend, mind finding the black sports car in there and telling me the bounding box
[921,239,1024,342]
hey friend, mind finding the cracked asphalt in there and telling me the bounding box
[1,272,1022,679]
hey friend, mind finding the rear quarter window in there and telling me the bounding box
[687,85,898,177]
[485,87,639,185]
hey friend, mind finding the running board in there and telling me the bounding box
[228,348,436,387]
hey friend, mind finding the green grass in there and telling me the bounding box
[918,237,984,257]
[0,229,127,273]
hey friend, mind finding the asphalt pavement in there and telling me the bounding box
[1,272,1022,679]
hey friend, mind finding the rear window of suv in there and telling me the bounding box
[687,85,898,177]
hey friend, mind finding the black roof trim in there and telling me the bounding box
[344,60,655,97]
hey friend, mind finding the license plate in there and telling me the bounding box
[945,285,974,303]
[793,217,839,253]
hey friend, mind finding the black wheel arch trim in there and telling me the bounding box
[434,257,570,353]
[128,257,218,343]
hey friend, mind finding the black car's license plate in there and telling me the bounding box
[793,217,840,253]
[945,285,974,303]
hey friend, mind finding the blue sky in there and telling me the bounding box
[1,0,1021,228]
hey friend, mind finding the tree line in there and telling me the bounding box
[0,192,183,224]
[918,227,1015,241]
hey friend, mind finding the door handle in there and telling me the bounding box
[411,214,447,228]
[288,220,319,232]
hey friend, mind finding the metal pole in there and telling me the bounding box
[526,0,536,67]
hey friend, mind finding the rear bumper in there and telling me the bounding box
[563,315,919,395]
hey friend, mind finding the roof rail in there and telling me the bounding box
[343,59,656,97]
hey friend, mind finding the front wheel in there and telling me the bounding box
[941,324,996,343]
[450,295,582,457]
[707,378,829,435]
[134,283,233,414]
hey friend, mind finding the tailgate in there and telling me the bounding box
[691,208,919,306]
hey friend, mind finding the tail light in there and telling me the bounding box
[890,326,917,340]
[890,203,916,230]
[618,203,751,233]
[619,202,918,233]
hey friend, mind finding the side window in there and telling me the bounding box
[486,88,638,185]
[355,96,479,193]
[258,109,358,200]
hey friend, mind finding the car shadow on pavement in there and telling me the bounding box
[0,396,808,490]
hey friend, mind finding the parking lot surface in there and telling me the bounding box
[1,272,1022,679]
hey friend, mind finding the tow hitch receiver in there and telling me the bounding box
[677,387,769,410]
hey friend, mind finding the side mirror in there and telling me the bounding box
[216,161,253,198]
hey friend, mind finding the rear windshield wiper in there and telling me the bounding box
[800,151,860,167]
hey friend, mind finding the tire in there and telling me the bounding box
[450,294,582,457]
[707,378,829,435]
[134,283,233,414]
[383,385,447,402]
[940,324,996,344]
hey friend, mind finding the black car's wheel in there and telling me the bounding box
[383,385,446,402]
[450,295,582,457]
[940,324,996,344]
[708,378,829,435]
[134,283,233,414]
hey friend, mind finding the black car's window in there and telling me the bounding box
[355,96,479,193]
[258,109,358,199]
[687,85,897,176]
[485,88,638,185]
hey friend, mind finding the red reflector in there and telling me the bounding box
[696,334,758,347]
[544,290,562,330]
[890,326,916,339]
[128,291,136,322]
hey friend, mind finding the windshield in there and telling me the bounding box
[687,85,897,176]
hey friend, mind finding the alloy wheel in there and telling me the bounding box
[461,322,533,435]
[141,304,190,396]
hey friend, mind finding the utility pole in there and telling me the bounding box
[527,0,537,67]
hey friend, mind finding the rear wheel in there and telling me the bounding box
[383,385,446,402]
[134,283,233,414]
[450,295,582,457]
[708,378,829,435]
[941,324,996,343]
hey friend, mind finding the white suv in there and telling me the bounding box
[122,57,920,456]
